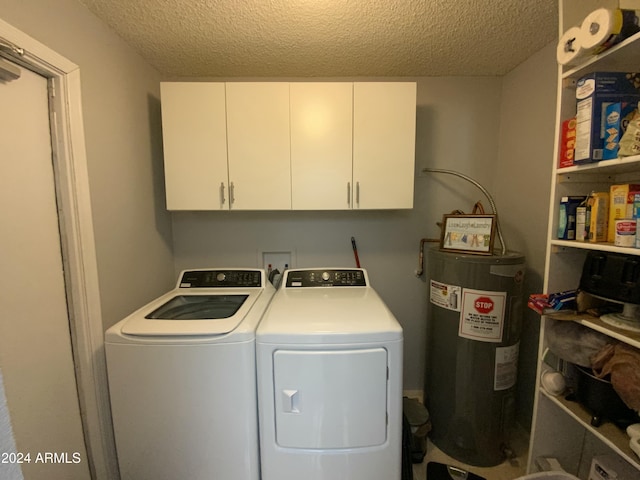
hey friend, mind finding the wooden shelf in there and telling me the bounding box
[530,3,640,475]
[561,31,640,80]
[540,389,640,469]
[550,239,640,256]
[578,315,640,349]
[556,155,640,178]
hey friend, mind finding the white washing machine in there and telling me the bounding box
[256,268,404,480]
[105,268,275,480]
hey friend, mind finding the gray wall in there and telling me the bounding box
[0,0,175,329]
[496,42,557,427]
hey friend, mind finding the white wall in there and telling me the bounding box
[0,0,175,329]
[495,42,557,427]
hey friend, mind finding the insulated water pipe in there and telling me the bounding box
[422,168,508,256]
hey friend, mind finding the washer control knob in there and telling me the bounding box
[322,271,330,281]
[216,272,226,282]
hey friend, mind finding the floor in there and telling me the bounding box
[404,391,529,480]
[411,434,529,480]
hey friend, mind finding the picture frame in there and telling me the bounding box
[439,214,496,255]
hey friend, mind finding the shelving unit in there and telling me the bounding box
[527,1,640,477]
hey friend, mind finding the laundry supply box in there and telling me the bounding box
[574,72,640,164]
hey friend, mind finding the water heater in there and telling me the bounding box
[424,247,525,467]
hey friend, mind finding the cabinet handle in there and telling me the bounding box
[356,181,360,206]
[230,182,235,206]
[347,182,351,206]
[220,182,226,207]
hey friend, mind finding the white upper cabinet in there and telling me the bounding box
[353,82,417,209]
[290,83,354,210]
[160,82,228,210]
[160,81,416,211]
[226,83,292,210]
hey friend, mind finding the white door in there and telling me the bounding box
[353,82,416,209]
[0,60,90,479]
[290,83,353,210]
[273,348,388,449]
[226,82,292,210]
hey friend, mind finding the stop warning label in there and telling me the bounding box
[474,297,494,314]
[459,289,506,342]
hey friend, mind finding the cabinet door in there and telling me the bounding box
[353,82,416,209]
[226,83,291,210]
[160,82,228,210]
[290,83,353,210]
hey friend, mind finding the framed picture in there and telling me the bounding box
[440,214,496,255]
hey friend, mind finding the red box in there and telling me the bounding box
[559,117,577,168]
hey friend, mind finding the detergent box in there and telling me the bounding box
[574,72,640,164]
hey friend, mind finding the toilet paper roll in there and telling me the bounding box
[581,8,640,53]
[556,26,590,65]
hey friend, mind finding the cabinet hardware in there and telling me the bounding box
[347,182,351,206]
[230,182,235,205]
[220,182,226,207]
[356,181,360,206]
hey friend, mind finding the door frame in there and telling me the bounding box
[0,19,117,480]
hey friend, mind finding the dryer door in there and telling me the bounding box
[273,348,388,449]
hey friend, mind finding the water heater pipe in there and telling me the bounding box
[422,167,507,255]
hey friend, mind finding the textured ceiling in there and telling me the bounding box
[78,0,558,77]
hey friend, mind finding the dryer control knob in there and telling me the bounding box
[216,272,226,282]
[322,271,330,281]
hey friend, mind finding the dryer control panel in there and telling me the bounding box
[285,269,367,287]
[179,269,262,288]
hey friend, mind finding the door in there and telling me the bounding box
[353,82,416,209]
[273,348,388,449]
[0,60,90,479]
[226,82,291,210]
[160,82,228,210]
[290,82,353,210]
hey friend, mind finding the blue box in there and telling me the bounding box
[574,72,640,164]
[558,195,587,240]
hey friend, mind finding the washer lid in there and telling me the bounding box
[257,288,402,344]
[121,290,262,336]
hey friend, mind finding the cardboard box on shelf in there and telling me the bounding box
[588,192,609,243]
[558,196,587,240]
[574,72,640,164]
[558,117,577,168]
[608,184,640,242]
[602,102,638,160]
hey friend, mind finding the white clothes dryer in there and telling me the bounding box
[105,269,275,480]
[256,268,403,480]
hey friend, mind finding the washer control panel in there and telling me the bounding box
[179,269,262,288]
[285,269,367,287]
